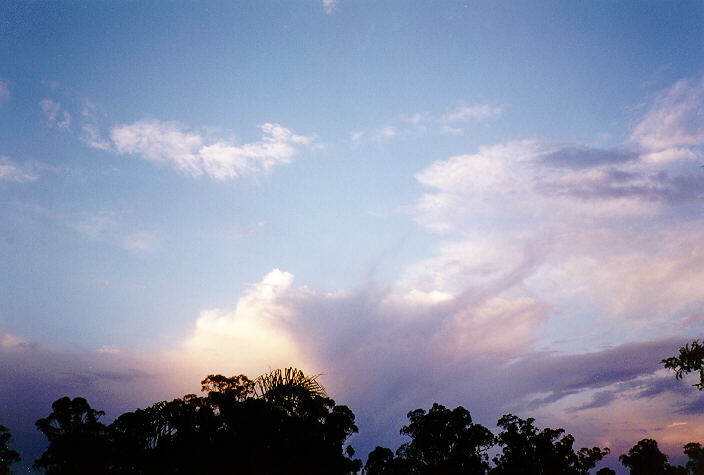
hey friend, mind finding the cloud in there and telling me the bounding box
[2,268,703,469]
[441,104,504,122]
[39,98,71,129]
[322,0,338,14]
[73,210,159,255]
[355,103,503,142]
[0,79,9,101]
[538,146,636,169]
[122,231,159,254]
[631,75,704,151]
[105,120,312,180]
[0,157,39,183]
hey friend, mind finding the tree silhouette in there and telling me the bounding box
[490,414,609,475]
[364,403,494,474]
[662,340,704,389]
[619,438,686,475]
[684,442,704,475]
[34,368,361,474]
[0,425,20,475]
[595,468,616,475]
[33,397,110,474]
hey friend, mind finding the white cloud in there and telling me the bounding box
[106,120,312,180]
[322,0,338,14]
[0,157,39,183]
[40,98,71,129]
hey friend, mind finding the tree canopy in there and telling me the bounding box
[34,368,361,475]
[0,425,20,475]
[619,438,686,475]
[662,340,704,390]
[25,367,704,475]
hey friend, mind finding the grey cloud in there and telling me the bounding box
[677,398,704,415]
[536,168,704,205]
[567,390,617,413]
[539,147,637,169]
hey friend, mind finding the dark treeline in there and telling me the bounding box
[1,367,703,474]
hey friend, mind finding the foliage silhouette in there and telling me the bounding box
[33,397,111,474]
[364,403,493,474]
[662,340,704,390]
[685,442,704,475]
[619,438,686,474]
[29,373,704,475]
[490,414,609,475]
[34,369,361,474]
[0,424,20,475]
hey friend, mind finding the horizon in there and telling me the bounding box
[2,1,704,472]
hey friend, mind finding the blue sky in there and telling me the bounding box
[2,1,704,471]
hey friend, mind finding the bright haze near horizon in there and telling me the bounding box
[1,1,704,472]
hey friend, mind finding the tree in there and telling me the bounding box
[619,438,686,475]
[662,340,704,389]
[685,442,704,475]
[34,397,111,474]
[365,403,495,474]
[34,368,361,474]
[595,469,616,475]
[491,414,609,475]
[0,425,20,475]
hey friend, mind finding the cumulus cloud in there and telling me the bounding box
[105,120,312,180]
[2,267,703,468]
[39,98,71,129]
[0,157,39,183]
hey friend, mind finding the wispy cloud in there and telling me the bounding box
[0,157,39,183]
[353,103,504,142]
[631,75,704,152]
[80,103,112,151]
[322,0,338,14]
[73,210,159,255]
[0,79,10,101]
[441,104,504,123]
[40,98,71,129]
[100,120,313,180]
[122,231,159,254]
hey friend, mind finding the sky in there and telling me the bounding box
[1,1,704,471]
